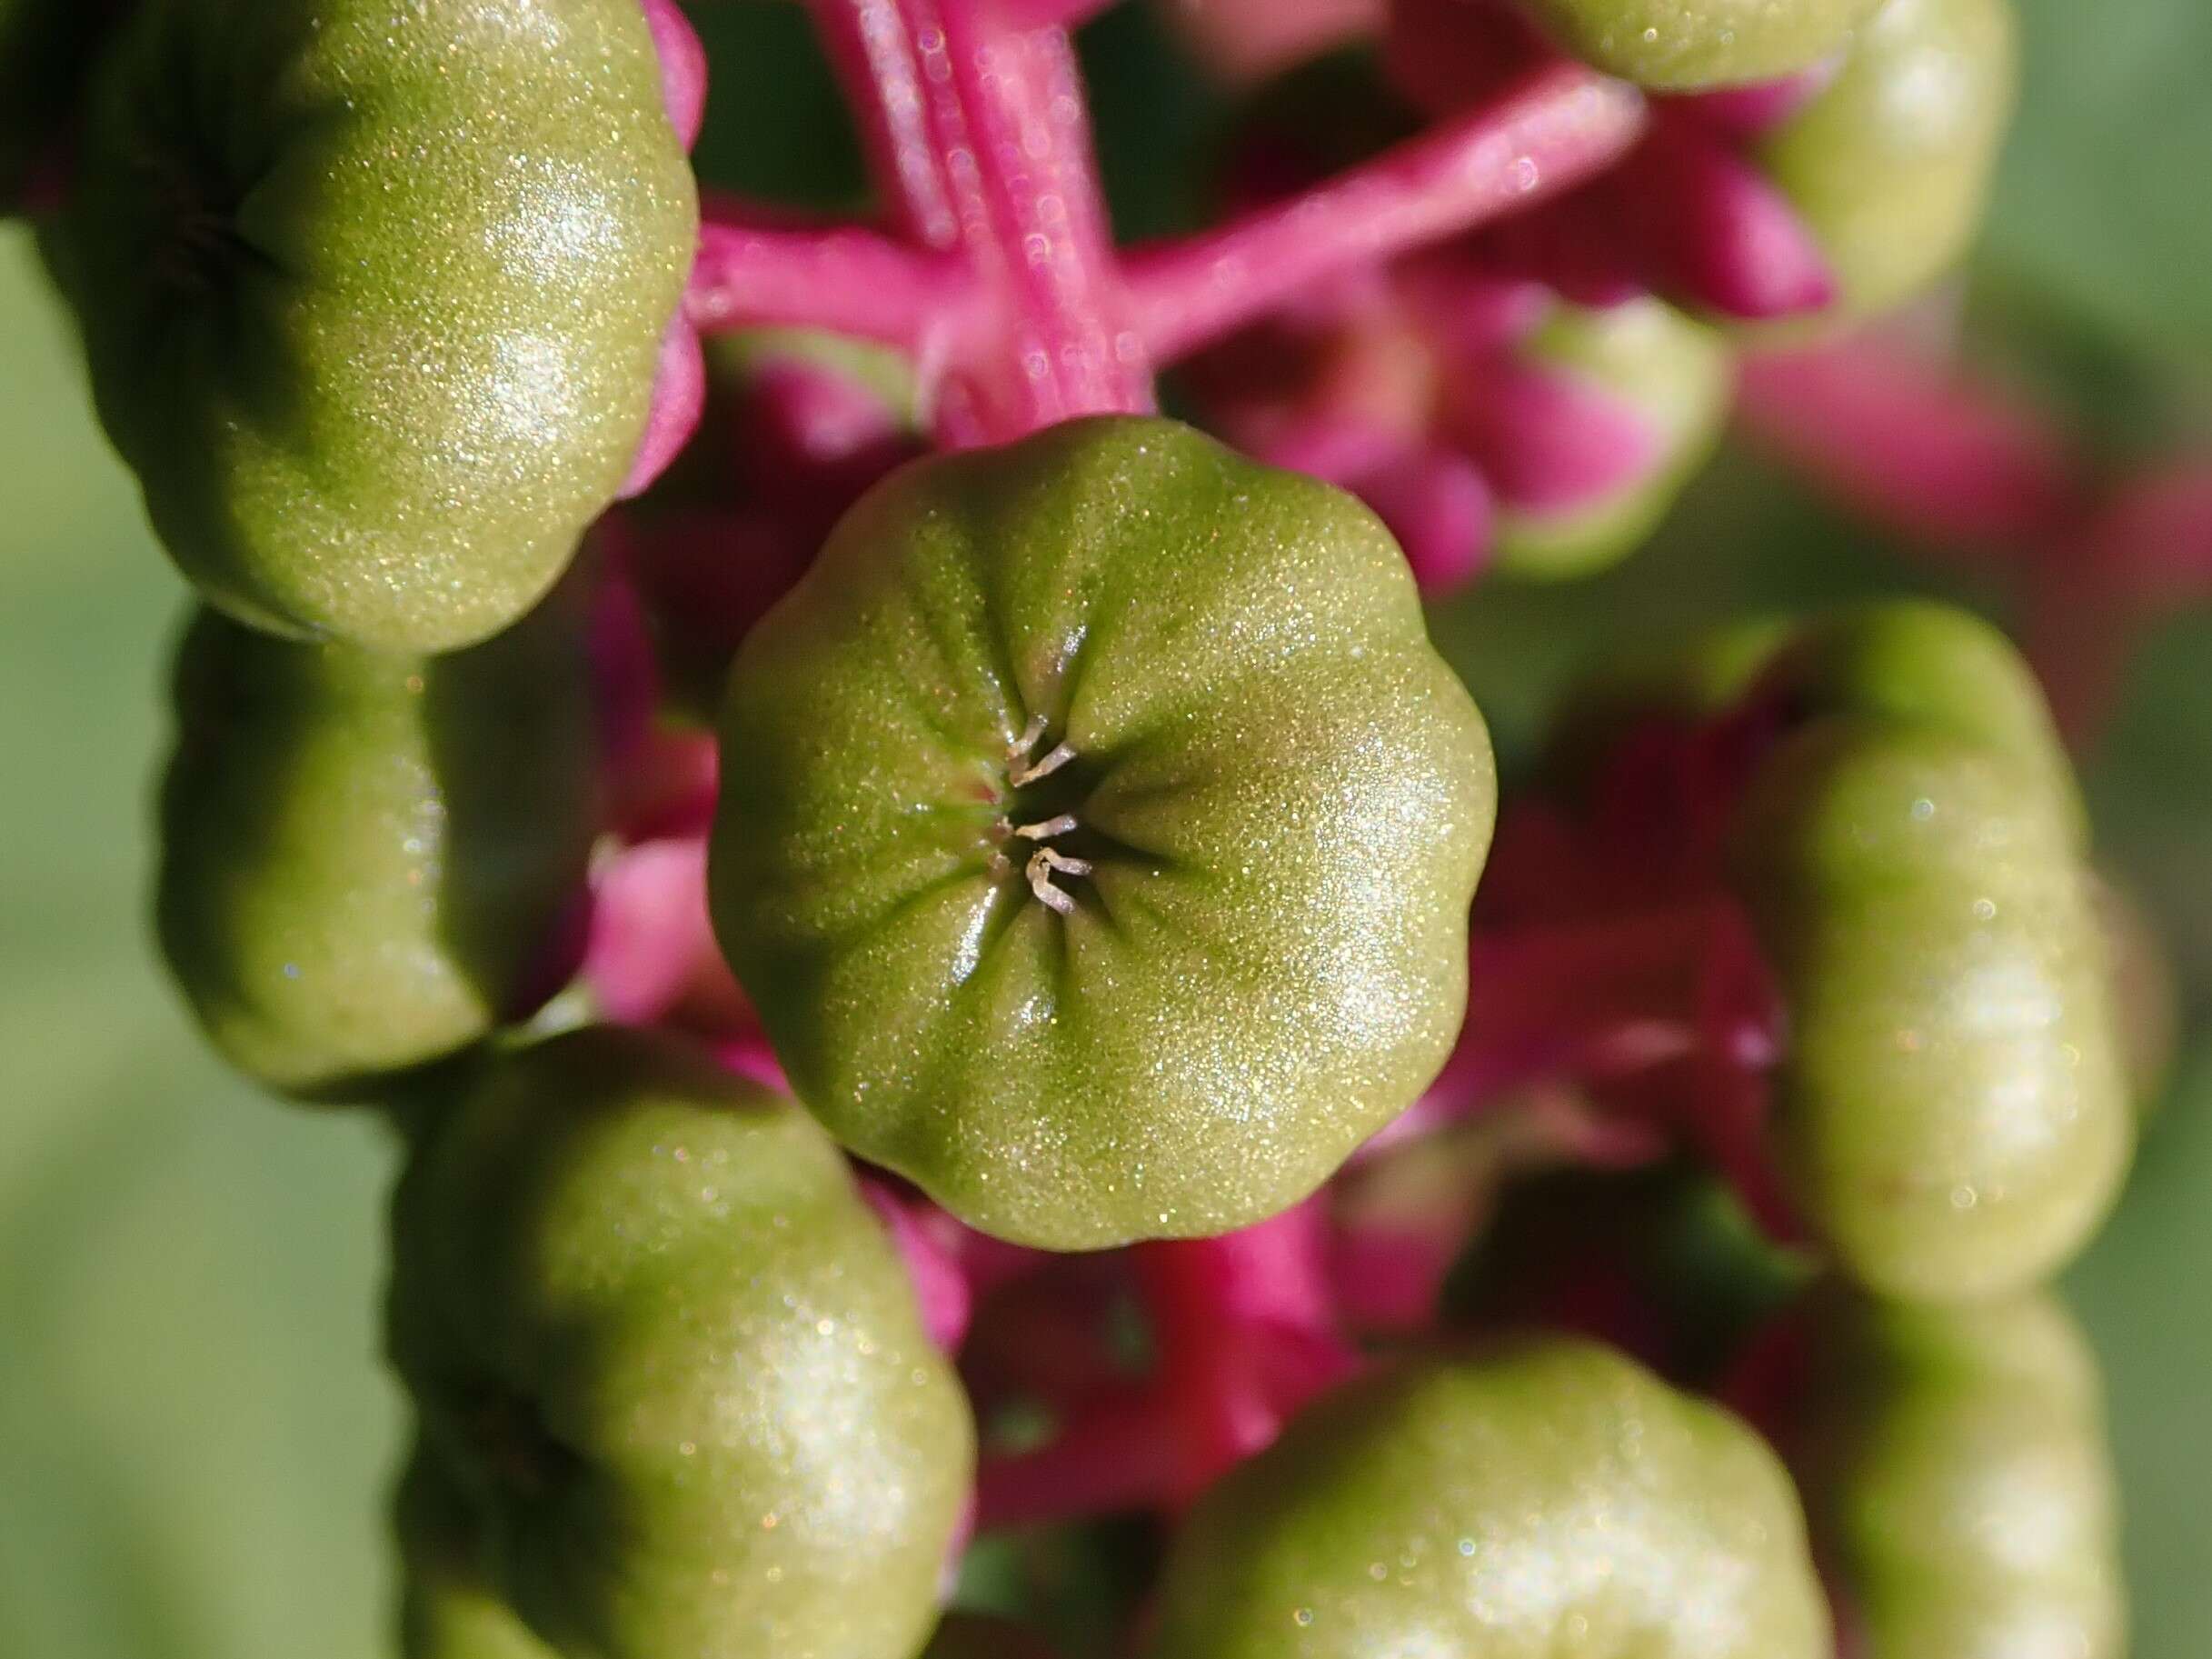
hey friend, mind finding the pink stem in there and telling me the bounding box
[1737,336,2088,553]
[977,1388,1191,1528]
[687,212,971,348]
[912,0,1152,439]
[805,0,963,247]
[1125,65,1646,363]
[807,0,1151,440]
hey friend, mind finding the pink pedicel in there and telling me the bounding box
[641,0,710,152]
[622,0,712,497]
[863,1183,978,1353]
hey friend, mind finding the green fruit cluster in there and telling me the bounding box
[710,416,1497,1249]
[44,0,697,653]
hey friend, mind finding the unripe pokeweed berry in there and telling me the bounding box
[1729,718,2131,1302]
[1513,0,1884,89]
[710,415,1496,1250]
[156,591,598,1100]
[1786,1288,2125,1659]
[1149,1339,1828,1659]
[1476,300,1735,582]
[1759,599,2084,844]
[395,1448,561,1659]
[1759,0,2018,317]
[386,1025,974,1659]
[45,0,698,653]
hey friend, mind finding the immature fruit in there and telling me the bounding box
[1476,300,1735,581]
[1150,1339,1827,1659]
[395,1448,560,1659]
[1730,719,2130,1302]
[1759,599,2083,842]
[711,415,1496,1250]
[1788,1289,2125,1659]
[45,0,697,651]
[388,1026,973,1659]
[157,593,597,1100]
[1516,0,1883,88]
[1759,0,2018,316]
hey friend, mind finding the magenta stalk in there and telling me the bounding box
[687,211,971,348]
[1125,65,1646,362]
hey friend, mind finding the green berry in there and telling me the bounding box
[387,1026,974,1659]
[1760,599,2083,844]
[45,0,697,652]
[156,590,598,1100]
[1760,0,2018,317]
[1490,300,1736,582]
[1730,719,2131,1302]
[1150,1339,1828,1659]
[1788,1288,2124,1659]
[395,1447,560,1659]
[1517,0,1885,89]
[710,415,1495,1250]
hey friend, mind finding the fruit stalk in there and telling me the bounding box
[688,205,969,347]
[807,0,1152,440]
[1125,63,1647,360]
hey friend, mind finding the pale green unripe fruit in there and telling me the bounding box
[156,594,599,1101]
[1730,720,2131,1302]
[388,1026,974,1659]
[1789,1289,2125,1659]
[1492,300,1736,582]
[1760,0,2019,317]
[1150,1339,1828,1659]
[1764,600,2083,844]
[45,0,698,652]
[1518,0,1884,88]
[711,415,1495,1250]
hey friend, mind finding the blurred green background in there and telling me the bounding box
[4,3,2210,1654]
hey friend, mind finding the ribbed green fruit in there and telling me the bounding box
[1788,1288,2125,1659]
[157,591,599,1100]
[45,0,698,651]
[1760,0,2018,316]
[1150,1340,1828,1659]
[1731,718,2130,1302]
[712,415,1496,1249]
[388,1026,974,1659]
